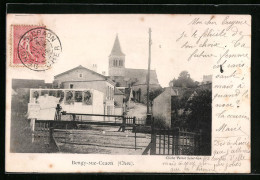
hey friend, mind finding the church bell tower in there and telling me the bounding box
[108,34,125,77]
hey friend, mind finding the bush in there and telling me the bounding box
[153,114,170,129]
[134,126,151,133]
[11,88,30,116]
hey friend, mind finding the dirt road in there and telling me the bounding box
[126,101,147,119]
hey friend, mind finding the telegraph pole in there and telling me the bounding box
[146,28,152,124]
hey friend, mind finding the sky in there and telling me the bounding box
[7,14,213,87]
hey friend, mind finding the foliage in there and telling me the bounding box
[171,88,211,130]
[170,88,212,155]
[149,88,164,101]
[144,87,164,104]
[185,89,212,155]
[171,71,198,88]
[153,114,170,129]
[185,89,212,131]
[170,88,195,128]
[11,88,30,115]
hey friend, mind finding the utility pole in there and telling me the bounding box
[146,28,152,125]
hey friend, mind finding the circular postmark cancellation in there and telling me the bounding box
[17,27,62,71]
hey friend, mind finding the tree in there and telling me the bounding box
[149,88,164,101]
[171,71,198,88]
[170,89,194,128]
[179,71,190,79]
[185,89,212,155]
[144,87,164,105]
[186,89,212,131]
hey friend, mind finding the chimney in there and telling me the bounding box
[92,64,97,72]
[102,71,106,76]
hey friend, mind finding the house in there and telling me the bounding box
[53,65,116,117]
[114,88,125,115]
[153,76,212,127]
[115,87,134,111]
[152,87,179,127]
[11,79,53,114]
[108,35,161,103]
[28,88,104,121]
[201,75,212,84]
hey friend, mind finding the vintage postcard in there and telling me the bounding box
[6,14,251,173]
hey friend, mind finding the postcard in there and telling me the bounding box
[6,14,251,173]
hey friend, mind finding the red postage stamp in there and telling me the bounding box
[11,25,62,71]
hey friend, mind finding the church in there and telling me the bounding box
[108,35,161,103]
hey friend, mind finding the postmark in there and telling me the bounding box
[12,25,62,71]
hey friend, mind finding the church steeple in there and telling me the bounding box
[110,34,125,56]
[108,34,126,77]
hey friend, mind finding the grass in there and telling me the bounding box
[10,113,57,153]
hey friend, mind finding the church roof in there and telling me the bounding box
[124,68,160,86]
[110,35,125,56]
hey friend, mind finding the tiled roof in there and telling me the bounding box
[110,35,125,56]
[124,68,160,85]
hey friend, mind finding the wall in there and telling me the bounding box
[62,81,114,102]
[55,68,104,85]
[152,88,171,127]
[108,55,125,77]
[114,107,123,116]
[28,89,104,121]
[132,84,161,103]
[114,94,124,107]
[92,90,105,121]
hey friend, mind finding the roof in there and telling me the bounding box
[114,88,124,95]
[54,65,106,79]
[110,35,125,56]
[124,68,160,85]
[54,65,116,86]
[12,79,46,89]
[198,82,212,90]
[170,87,195,99]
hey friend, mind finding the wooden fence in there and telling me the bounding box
[143,122,202,155]
[33,118,141,151]
[32,113,145,146]
[124,117,145,125]
[151,128,201,155]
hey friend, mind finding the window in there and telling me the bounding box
[107,86,110,99]
[78,73,83,78]
[75,91,83,102]
[119,60,122,66]
[107,106,110,115]
[69,84,74,89]
[65,90,74,105]
[83,90,92,105]
[109,87,112,100]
